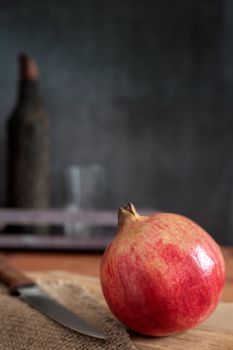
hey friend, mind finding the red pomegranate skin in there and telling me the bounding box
[100,206,225,336]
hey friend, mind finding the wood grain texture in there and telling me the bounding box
[133,327,233,350]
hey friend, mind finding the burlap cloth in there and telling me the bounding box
[0,272,137,350]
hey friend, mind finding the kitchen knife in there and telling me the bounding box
[0,256,107,340]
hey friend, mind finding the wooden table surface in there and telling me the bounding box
[2,246,233,302]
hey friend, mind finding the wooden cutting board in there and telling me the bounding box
[39,272,233,349]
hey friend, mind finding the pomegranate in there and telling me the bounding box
[100,203,225,336]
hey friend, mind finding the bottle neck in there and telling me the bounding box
[17,80,42,104]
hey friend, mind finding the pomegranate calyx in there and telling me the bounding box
[118,203,139,225]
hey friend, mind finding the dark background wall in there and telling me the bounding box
[0,0,233,244]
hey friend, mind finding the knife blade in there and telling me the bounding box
[0,256,107,340]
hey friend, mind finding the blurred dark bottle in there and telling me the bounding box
[6,54,50,234]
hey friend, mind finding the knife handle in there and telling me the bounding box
[0,255,34,295]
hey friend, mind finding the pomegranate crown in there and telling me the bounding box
[118,203,139,225]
